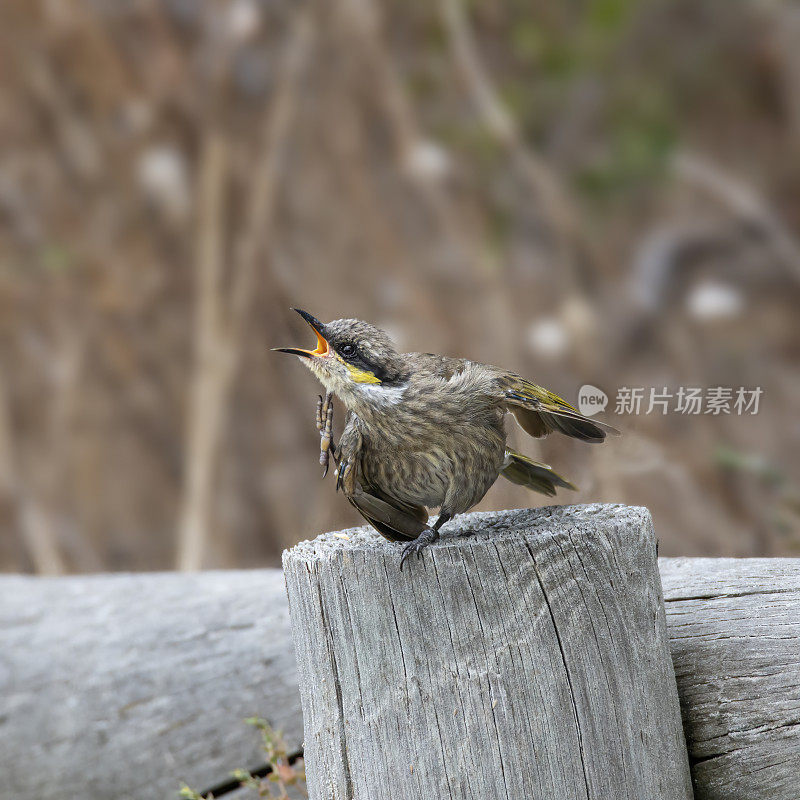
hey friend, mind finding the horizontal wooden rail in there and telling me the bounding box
[1,510,798,799]
[0,570,301,800]
[661,557,800,800]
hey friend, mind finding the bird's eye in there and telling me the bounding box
[341,344,356,359]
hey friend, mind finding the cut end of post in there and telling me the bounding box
[282,503,653,568]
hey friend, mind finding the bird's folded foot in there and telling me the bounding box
[315,395,325,432]
[317,392,335,478]
[399,527,439,570]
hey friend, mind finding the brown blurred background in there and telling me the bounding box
[0,0,798,575]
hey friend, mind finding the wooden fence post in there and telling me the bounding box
[283,503,694,800]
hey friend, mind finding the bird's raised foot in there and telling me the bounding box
[399,527,440,570]
[315,394,325,432]
[317,392,335,478]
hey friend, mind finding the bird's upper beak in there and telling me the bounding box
[272,309,331,359]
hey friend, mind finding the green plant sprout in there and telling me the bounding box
[179,717,306,800]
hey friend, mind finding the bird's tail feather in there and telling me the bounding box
[500,449,577,496]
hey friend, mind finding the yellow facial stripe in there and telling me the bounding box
[344,361,381,384]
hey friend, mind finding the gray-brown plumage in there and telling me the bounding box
[275,309,618,568]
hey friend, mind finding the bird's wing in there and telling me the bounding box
[348,488,429,542]
[500,448,576,496]
[336,416,428,542]
[500,375,619,443]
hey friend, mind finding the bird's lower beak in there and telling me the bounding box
[272,308,331,359]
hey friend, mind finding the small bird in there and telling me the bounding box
[275,309,617,568]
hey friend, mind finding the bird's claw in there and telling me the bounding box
[399,528,439,570]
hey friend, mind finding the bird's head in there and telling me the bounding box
[274,309,409,411]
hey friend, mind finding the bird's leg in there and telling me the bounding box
[325,399,339,469]
[315,394,324,431]
[432,513,452,531]
[399,513,451,570]
[316,392,337,478]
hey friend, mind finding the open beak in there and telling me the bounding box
[272,308,331,359]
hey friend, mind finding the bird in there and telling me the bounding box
[274,309,618,569]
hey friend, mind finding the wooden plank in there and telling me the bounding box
[660,557,800,800]
[283,504,693,800]
[0,570,301,800]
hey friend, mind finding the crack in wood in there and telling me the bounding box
[665,588,798,602]
[315,578,354,800]
[525,540,591,800]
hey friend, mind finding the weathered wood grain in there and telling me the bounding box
[660,557,800,800]
[0,570,301,800]
[283,504,694,800]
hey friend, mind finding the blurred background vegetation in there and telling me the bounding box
[0,0,798,574]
